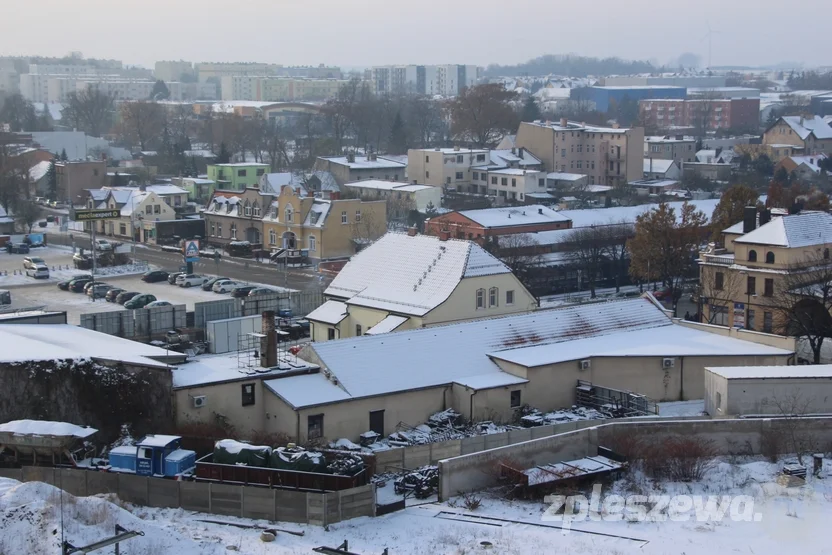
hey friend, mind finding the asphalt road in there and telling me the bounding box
[45,232,328,292]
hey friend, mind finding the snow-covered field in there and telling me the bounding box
[2,456,830,554]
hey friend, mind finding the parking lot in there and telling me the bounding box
[0,247,279,324]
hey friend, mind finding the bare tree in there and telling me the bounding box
[405,95,444,148]
[120,101,165,151]
[770,390,819,465]
[566,226,607,298]
[602,222,634,293]
[697,264,744,325]
[15,200,41,233]
[485,233,544,293]
[350,207,387,246]
[63,86,115,137]
[0,144,28,214]
[771,252,832,364]
[446,84,519,147]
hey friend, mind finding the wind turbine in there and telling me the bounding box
[701,22,721,70]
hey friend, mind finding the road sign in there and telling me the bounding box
[73,208,120,221]
[184,239,200,263]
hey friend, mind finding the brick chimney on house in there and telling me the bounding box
[439,230,450,241]
[407,226,418,237]
[260,310,277,368]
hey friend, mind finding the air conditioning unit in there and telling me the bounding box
[192,395,207,408]
[662,358,675,369]
[579,359,591,371]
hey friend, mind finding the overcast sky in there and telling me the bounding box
[2,0,828,70]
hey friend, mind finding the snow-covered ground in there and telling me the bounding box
[657,399,706,417]
[1,456,830,554]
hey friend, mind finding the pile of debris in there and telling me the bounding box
[518,405,608,427]
[393,465,439,499]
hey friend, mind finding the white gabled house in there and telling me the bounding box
[306,232,538,341]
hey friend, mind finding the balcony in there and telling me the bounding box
[700,253,735,265]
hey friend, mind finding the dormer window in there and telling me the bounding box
[748,249,757,262]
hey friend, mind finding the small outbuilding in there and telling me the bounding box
[704,365,832,416]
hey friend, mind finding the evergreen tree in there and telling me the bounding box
[46,159,57,201]
[520,96,541,122]
[388,112,408,154]
[216,142,231,164]
[150,80,171,101]
[60,148,68,161]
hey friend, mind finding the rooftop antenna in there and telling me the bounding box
[701,21,721,70]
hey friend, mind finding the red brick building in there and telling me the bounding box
[640,98,760,131]
[425,205,572,242]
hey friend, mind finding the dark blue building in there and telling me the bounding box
[572,86,687,112]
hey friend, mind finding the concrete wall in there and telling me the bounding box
[0,467,375,525]
[437,417,832,499]
[194,292,323,329]
[80,305,187,339]
[175,378,268,437]
[705,373,832,416]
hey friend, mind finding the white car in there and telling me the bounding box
[178,274,208,288]
[94,239,113,251]
[213,280,240,293]
[25,265,49,279]
[145,300,172,308]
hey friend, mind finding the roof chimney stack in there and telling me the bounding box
[538,207,543,215]
[560,118,568,127]
[407,226,418,237]
[439,230,450,241]
[742,206,757,234]
[260,310,278,368]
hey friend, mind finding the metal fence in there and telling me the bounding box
[194,291,323,329]
[80,305,187,339]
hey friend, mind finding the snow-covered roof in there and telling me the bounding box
[489,148,542,168]
[306,300,348,325]
[303,200,331,228]
[629,179,680,190]
[264,373,352,409]
[645,135,695,143]
[319,155,406,170]
[491,324,791,368]
[344,180,432,192]
[781,115,832,140]
[141,184,187,196]
[0,324,179,368]
[325,233,512,316]
[526,120,630,134]
[28,161,51,182]
[0,420,97,439]
[137,434,181,448]
[734,212,832,248]
[119,192,150,217]
[457,205,570,228]
[365,315,408,335]
[643,158,676,174]
[305,297,788,403]
[788,154,828,174]
[547,172,586,181]
[559,199,720,228]
[706,365,832,380]
[488,168,540,176]
[171,351,318,389]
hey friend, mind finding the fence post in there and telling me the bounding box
[322,492,328,527]
[240,486,245,518]
[208,482,212,513]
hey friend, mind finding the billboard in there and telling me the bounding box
[184,239,200,263]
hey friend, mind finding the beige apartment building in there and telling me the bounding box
[313,154,407,186]
[644,135,697,164]
[699,209,832,334]
[514,119,645,187]
[407,147,491,189]
[763,116,832,157]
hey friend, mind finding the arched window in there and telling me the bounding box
[252,201,261,217]
[748,250,757,262]
[475,289,485,309]
[243,200,252,217]
[489,287,499,307]
[285,204,294,223]
[765,251,775,264]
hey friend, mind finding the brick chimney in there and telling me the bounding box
[329,191,340,200]
[260,310,277,368]
[439,230,450,241]
[407,226,418,237]
[560,118,568,127]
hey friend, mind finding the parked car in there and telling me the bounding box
[83,281,106,293]
[94,239,113,251]
[202,276,230,291]
[124,294,157,309]
[48,200,58,208]
[6,243,30,254]
[45,215,55,223]
[25,265,49,279]
[231,285,257,298]
[167,272,184,285]
[105,288,126,302]
[145,300,172,308]
[142,270,169,283]
[115,291,141,304]
[177,274,207,288]
[248,287,275,297]
[86,283,111,298]
[69,278,94,292]
[37,221,47,228]
[22,256,45,270]
[213,280,240,293]
[57,279,72,290]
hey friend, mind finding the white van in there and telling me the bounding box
[94,239,113,251]
[26,265,50,279]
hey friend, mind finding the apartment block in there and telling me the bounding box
[154,61,195,83]
[639,98,760,131]
[407,147,491,189]
[371,64,478,96]
[221,75,348,101]
[514,119,645,187]
[195,62,277,82]
[644,135,698,164]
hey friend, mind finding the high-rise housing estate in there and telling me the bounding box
[195,62,278,82]
[371,64,479,96]
[154,61,195,83]
[220,75,348,102]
